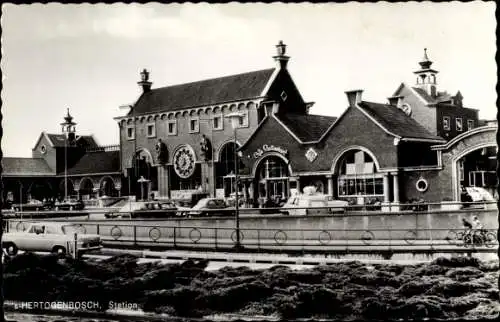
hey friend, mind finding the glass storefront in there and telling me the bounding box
[337,150,384,203]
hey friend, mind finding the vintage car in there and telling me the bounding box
[280,194,348,216]
[2,222,102,257]
[12,199,55,212]
[183,198,235,217]
[54,198,85,211]
[105,200,179,219]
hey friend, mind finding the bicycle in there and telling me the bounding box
[447,229,497,248]
[462,229,497,248]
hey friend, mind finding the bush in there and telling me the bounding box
[446,267,484,281]
[199,280,272,312]
[431,256,481,268]
[398,280,435,297]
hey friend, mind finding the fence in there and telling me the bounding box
[7,218,498,255]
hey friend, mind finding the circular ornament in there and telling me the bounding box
[173,145,196,178]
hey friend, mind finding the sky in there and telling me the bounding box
[1,2,497,157]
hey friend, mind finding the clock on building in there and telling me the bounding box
[173,145,196,178]
[401,103,412,116]
[40,145,47,154]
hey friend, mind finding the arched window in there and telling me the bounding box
[216,142,241,189]
[256,156,290,201]
[337,150,383,198]
[258,156,288,179]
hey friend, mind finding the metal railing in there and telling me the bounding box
[6,217,498,255]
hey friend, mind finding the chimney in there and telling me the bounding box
[138,68,153,92]
[388,95,404,107]
[273,40,290,70]
[345,90,363,107]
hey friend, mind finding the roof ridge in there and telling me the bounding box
[151,68,275,91]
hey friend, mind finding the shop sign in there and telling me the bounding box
[253,144,288,158]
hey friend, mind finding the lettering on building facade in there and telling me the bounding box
[253,144,288,159]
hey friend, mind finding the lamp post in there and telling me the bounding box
[60,109,76,201]
[225,112,244,249]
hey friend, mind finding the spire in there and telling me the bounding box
[60,108,77,138]
[273,40,290,69]
[418,48,433,69]
[63,108,74,124]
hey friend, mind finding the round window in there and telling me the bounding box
[416,178,428,192]
[40,145,47,154]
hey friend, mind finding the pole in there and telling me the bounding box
[65,134,68,200]
[19,183,23,213]
[234,127,241,249]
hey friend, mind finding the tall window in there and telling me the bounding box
[467,119,474,131]
[127,127,135,140]
[456,118,463,132]
[213,115,223,130]
[167,120,177,135]
[237,111,249,128]
[216,143,239,189]
[443,117,450,131]
[337,150,383,197]
[189,118,199,133]
[146,123,156,138]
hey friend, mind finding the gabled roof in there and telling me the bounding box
[2,158,54,176]
[63,150,120,176]
[130,68,275,115]
[275,113,337,142]
[357,101,445,142]
[411,87,453,105]
[46,134,98,149]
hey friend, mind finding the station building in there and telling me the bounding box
[1,111,122,205]
[116,42,497,207]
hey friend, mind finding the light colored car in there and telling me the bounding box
[280,194,348,216]
[2,222,102,257]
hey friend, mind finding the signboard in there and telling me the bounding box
[253,144,288,159]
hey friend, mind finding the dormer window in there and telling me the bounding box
[456,118,463,132]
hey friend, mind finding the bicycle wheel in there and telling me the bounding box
[484,232,497,248]
[463,234,473,248]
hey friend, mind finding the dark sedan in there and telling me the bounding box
[187,198,235,217]
[54,199,85,211]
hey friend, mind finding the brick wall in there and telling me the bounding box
[240,106,399,175]
[397,85,437,135]
[120,103,260,171]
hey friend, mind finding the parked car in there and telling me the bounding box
[185,198,235,217]
[54,199,85,211]
[12,199,54,212]
[105,200,179,219]
[2,222,102,257]
[131,200,179,218]
[280,194,348,216]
